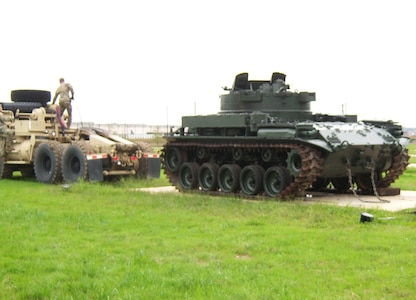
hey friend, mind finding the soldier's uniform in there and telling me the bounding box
[0,107,14,157]
[52,78,74,128]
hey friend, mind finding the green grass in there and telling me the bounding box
[0,143,415,299]
[1,174,416,299]
[408,143,416,164]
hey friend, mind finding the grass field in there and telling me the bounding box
[1,144,415,299]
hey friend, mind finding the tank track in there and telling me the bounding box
[377,149,409,188]
[161,142,324,199]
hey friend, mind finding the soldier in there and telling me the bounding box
[0,105,13,153]
[52,78,74,128]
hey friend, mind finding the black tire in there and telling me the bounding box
[178,162,199,190]
[198,163,219,191]
[240,165,265,196]
[263,166,291,197]
[1,102,44,114]
[218,164,241,193]
[33,141,63,184]
[62,142,88,183]
[11,90,51,104]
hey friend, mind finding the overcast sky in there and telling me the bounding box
[1,0,415,127]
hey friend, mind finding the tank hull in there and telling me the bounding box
[162,72,409,198]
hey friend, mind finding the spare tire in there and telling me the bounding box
[11,90,51,104]
[1,102,44,114]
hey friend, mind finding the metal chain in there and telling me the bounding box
[370,162,390,203]
[345,161,389,203]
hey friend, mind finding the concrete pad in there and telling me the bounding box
[137,186,416,212]
[303,190,416,212]
[135,186,177,193]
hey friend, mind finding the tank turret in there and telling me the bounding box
[220,72,315,122]
[162,72,409,199]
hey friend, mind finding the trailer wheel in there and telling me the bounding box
[34,141,63,184]
[11,90,51,104]
[62,142,88,183]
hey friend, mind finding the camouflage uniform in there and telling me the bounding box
[0,107,13,156]
[52,78,74,128]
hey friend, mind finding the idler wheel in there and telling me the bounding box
[286,149,302,177]
[199,163,219,191]
[218,164,241,193]
[240,165,265,195]
[178,162,199,190]
[263,166,292,197]
[165,147,183,173]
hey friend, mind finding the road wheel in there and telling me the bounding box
[34,141,63,183]
[263,166,291,197]
[240,165,265,196]
[178,162,199,190]
[62,141,88,182]
[198,163,219,191]
[218,164,241,193]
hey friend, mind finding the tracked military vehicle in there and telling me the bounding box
[0,90,160,183]
[162,72,409,198]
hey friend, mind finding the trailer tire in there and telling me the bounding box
[34,141,63,184]
[11,90,51,104]
[62,142,88,183]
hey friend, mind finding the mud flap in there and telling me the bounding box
[139,154,161,179]
[87,158,104,181]
[148,157,161,178]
